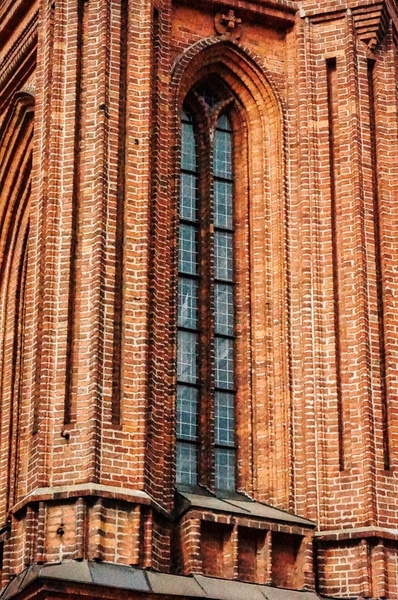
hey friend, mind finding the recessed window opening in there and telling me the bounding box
[176,82,237,492]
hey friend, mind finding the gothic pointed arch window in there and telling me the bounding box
[172,47,289,504]
[176,84,237,491]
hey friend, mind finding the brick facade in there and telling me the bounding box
[0,0,398,599]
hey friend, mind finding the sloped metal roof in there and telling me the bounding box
[0,560,322,600]
[175,490,316,528]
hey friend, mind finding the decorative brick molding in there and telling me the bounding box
[352,2,390,48]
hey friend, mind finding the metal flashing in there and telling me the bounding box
[175,491,315,527]
[0,561,322,600]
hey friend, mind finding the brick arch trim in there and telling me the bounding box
[170,38,291,505]
[171,36,285,121]
[0,91,34,253]
[0,91,34,519]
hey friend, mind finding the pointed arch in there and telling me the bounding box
[170,39,291,506]
[0,92,34,520]
[172,37,285,135]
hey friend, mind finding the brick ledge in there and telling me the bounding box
[315,526,398,542]
[9,484,167,517]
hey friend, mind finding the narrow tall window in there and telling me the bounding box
[176,109,200,486]
[213,113,236,491]
[176,88,236,491]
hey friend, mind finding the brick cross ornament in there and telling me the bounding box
[215,9,242,40]
[222,10,241,29]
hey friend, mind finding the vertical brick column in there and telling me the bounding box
[72,0,111,483]
[179,517,202,576]
[371,25,398,481]
[262,530,273,585]
[371,539,387,598]
[302,535,315,590]
[358,539,372,597]
[74,497,86,561]
[285,19,301,518]
[28,0,63,492]
[291,13,321,525]
[229,524,239,580]
[88,499,105,561]
[144,0,175,510]
[26,0,100,490]
[341,9,376,526]
[119,0,153,493]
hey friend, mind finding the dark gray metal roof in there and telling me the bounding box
[175,491,315,528]
[0,561,322,600]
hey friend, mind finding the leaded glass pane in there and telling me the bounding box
[217,114,232,131]
[177,385,198,441]
[181,119,197,172]
[215,448,236,490]
[215,231,233,281]
[177,103,237,491]
[214,180,233,229]
[214,128,232,179]
[179,224,197,275]
[178,278,198,329]
[177,330,198,383]
[176,442,198,485]
[215,391,235,446]
[215,337,234,390]
[215,283,234,336]
[180,173,198,222]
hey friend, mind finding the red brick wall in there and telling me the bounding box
[0,0,398,597]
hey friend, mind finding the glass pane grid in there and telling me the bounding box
[214,129,232,179]
[214,180,233,229]
[215,283,234,336]
[215,391,235,447]
[177,385,198,441]
[180,173,198,222]
[215,337,234,390]
[215,231,233,281]
[177,108,200,489]
[178,278,198,329]
[176,442,198,486]
[177,101,237,491]
[177,330,198,383]
[179,224,198,275]
[181,120,197,172]
[215,448,236,491]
